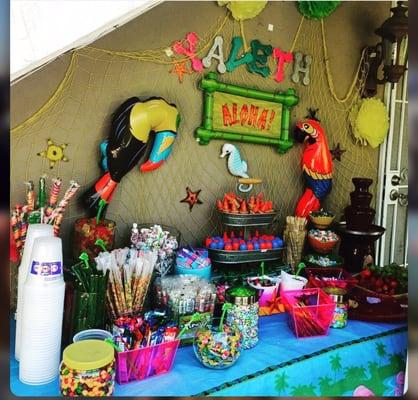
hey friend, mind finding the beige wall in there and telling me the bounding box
[11,1,391,258]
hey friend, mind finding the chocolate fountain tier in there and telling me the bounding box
[344,205,375,231]
[345,177,376,231]
[335,222,385,273]
[352,177,373,192]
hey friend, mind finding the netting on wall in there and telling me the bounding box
[11,9,379,256]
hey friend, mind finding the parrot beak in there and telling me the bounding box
[220,151,227,158]
[294,126,308,143]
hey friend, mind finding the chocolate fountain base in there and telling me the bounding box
[335,222,385,273]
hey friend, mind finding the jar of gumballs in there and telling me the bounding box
[226,286,259,349]
[60,340,115,397]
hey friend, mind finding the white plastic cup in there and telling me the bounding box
[15,224,54,361]
[280,270,308,293]
[19,236,65,385]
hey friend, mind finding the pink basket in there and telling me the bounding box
[115,339,180,384]
[281,288,336,338]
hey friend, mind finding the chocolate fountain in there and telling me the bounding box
[335,178,385,273]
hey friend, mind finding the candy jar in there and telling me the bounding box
[60,339,115,397]
[131,224,180,278]
[193,325,242,369]
[324,287,348,328]
[73,217,115,260]
[225,286,259,349]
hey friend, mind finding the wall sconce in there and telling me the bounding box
[364,1,408,98]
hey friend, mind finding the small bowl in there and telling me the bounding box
[308,234,339,254]
[309,211,335,229]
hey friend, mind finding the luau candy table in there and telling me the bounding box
[10,314,406,397]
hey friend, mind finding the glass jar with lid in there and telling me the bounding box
[226,286,259,349]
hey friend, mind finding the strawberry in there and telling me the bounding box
[361,269,372,278]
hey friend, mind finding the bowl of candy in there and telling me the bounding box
[308,229,340,254]
[303,253,344,268]
[73,218,116,260]
[309,211,335,229]
[193,325,242,369]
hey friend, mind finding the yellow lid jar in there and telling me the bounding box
[60,340,115,397]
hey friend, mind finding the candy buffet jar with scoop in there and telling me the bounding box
[73,218,115,260]
[193,325,242,369]
[225,286,259,349]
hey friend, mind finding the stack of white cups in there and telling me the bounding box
[15,224,54,361]
[19,236,65,385]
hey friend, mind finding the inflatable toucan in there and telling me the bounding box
[82,97,180,214]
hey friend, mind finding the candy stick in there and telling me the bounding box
[37,176,46,223]
[10,211,22,252]
[45,178,62,217]
[53,213,64,236]
[48,180,80,224]
[25,181,35,212]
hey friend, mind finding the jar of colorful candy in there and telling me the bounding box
[60,340,115,397]
[131,224,180,277]
[324,287,348,328]
[226,286,259,349]
[73,218,116,260]
[193,325,242,369]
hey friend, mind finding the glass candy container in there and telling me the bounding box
[225,286,259,349]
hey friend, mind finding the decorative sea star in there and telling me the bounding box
[170,61,191,83]
[330,143,346,161]
[180,187,203,211]
[37,138,69,169]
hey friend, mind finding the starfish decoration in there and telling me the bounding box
[180,187,203,211]
[170,61,191,83]
[330,143,346,161]
[37,138,69,169]
[266,288,285,314]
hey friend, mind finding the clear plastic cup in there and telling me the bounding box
[15,224,53,361]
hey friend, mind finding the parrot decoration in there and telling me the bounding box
[294,109,333,217]
[220,143,253,192]
[82,97,180,215]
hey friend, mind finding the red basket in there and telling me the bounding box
[281,288,336,338]
[115,339,180,384]
[305,267,358,291]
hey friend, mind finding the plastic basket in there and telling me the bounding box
[281,288,336,338]
[115,339,180,384]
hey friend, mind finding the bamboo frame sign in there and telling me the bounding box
[196,72,299,153]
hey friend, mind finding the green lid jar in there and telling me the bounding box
[226,286,259,349]
[60,340,115,397]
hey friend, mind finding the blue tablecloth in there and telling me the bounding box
[10,314,407,396]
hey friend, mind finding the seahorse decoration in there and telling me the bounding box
[220,143,253,192]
